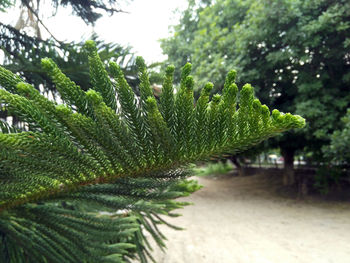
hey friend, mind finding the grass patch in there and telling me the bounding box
[193,161,234,177]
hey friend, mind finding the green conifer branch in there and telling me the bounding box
[0,45,306,211]
[159,65,175,132]
[0,66,22,93]
[85,40,118,111]
[0,40,305,262]
[194,82,213,154]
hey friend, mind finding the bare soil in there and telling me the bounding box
[150,173,350,263]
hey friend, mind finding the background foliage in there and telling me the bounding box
[161,0,350,184]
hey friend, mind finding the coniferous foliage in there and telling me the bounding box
[0,0,11,11]
[0,23,138,91]
[0,40,305,262]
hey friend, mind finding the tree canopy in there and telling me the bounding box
[3,0,128,25]
[325,109,350,165]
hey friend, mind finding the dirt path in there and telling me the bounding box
[150,174,350,263]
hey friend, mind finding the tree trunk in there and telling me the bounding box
[282,148,295,186]
[298,176,309,198]
[0,110,7,119]
[229,156,245,176]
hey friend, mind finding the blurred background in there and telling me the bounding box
[1,0,350,262]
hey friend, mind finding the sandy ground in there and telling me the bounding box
[150,173,350,263]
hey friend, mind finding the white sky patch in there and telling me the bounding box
[1,0,188,63]
[95,0,188,63]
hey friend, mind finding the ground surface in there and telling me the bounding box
[150,173,350,263]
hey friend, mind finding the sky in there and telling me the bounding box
[1,0,188,63]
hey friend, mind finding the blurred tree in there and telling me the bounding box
[0,0,12,11]
[0,0,134,86]
[324,109,350,165]
[0,24,137,91]
[233,0,350,184]
[0,0,139,127]
[8,0,127,28]
[161,0,350,184]
[315,109,350,193]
